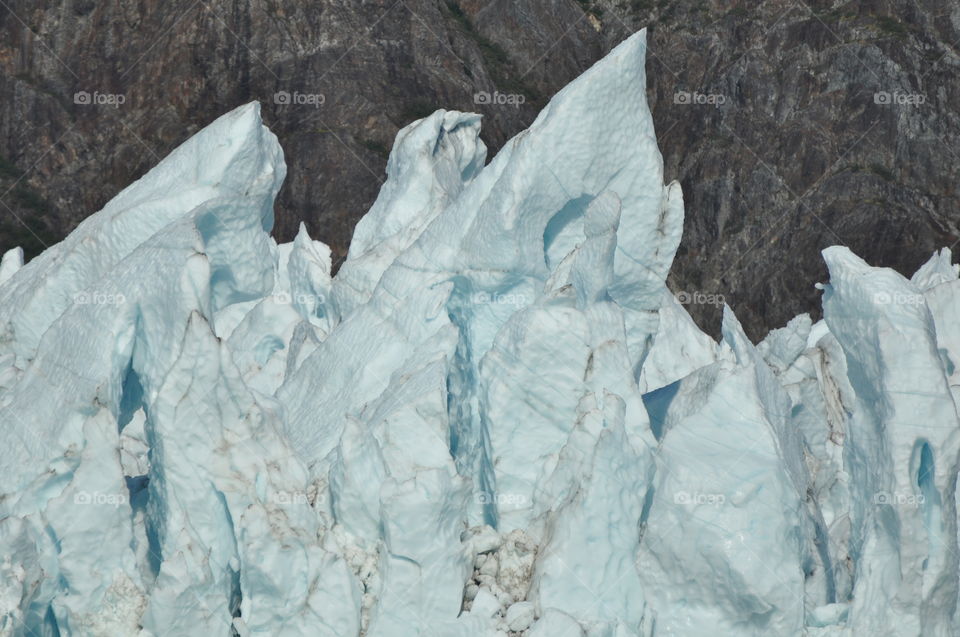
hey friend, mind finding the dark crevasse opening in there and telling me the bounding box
[638,486,655,542]
[125,473,160,579]
[917,441,937,501]
[118,356,161,579]
[229,563,243,637]
[139,475,163,579]
[215,488,243,635]
[812,517,838,603]
[43,605,61,637]
[445,277,498,527]
[446,296,478,476]
[641,380,680,441]
[916,440,941,535]
[23,602,61,637]
[118,361,144,432]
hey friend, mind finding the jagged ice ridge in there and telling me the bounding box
[0,30,958,637]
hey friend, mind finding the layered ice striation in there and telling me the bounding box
[1,29,958,637]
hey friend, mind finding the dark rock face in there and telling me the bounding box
[635,0,960,339]
[0,0,594,264]
[2,0,958,339]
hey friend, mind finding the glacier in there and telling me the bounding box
[1,28,959,636]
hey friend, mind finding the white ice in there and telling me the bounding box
[0,28,958,637]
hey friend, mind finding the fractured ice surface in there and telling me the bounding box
[1,29,959,637]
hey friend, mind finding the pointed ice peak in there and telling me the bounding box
[8,26,960,637]
[0,102,284,362]
[347,108,486,261]
[821,244,872,276]
[99,100,284,224]
[294,220,312,244]
[0,245,23,285]
[720,303,753,362]
[822,245,933,329]
[288,220,333,326]
[911,247,958,291]
[758,313,813,373]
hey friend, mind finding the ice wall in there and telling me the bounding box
[0,28,958,637]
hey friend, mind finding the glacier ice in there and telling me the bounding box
[1,28,959,637]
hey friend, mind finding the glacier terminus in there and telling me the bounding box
[0,30,958,637]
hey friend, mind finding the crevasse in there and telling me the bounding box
[0,29,958,637]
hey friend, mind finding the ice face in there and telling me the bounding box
[1,28,958,637]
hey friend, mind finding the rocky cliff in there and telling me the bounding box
[2,0,958,338]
